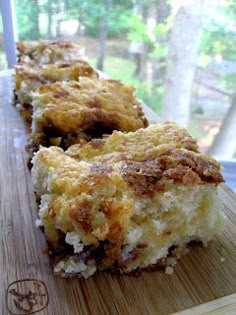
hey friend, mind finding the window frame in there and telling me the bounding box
[0,0,17,68]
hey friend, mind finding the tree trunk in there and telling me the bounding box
[32,0,40,39]
[139,2,149,81]
[96,0,112,71]
[140,42,148,81]
[208,93,236,159]
[47,0,53,39]
[162,0,204,127]
[151,0,170,93]
[131,0,149,80]
[76,3,84,36]
[64,0,69,11]
[96,22,109,70]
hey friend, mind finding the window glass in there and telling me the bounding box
[13,0,236,159]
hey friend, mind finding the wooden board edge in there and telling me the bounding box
[171,293,236,315]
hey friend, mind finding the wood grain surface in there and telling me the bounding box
[1,72,236,315]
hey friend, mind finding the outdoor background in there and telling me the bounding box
[0,0,235,159]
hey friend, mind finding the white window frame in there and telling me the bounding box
[0,0,17,68]
[220,160,236,192]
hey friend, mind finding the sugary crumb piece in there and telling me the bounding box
[165,266,174,275]
[167,257,177,267]
[54,261,65,273]
[65,232,84,254]
[35,218,43,227]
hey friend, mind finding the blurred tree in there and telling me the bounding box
[74,0,133,70]
[13,0,236,157]
[209,92,236,158]
[201,1,236,62]
[201,0,236,157]
[96,0,113,70]
[126,0,151,80]
[124,0,170,112]
[150,0,170,93]
[162,0,204,127]
[15,0,40,40]
[54,0,133,69]
[47,0,53,38]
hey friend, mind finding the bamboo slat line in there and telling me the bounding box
[0,72,236,315]
[173,293,236,315]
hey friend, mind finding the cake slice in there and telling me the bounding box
[17,40,84,64]
[29,78,148,151]
[32,122,224,278]
[14,60,98,123]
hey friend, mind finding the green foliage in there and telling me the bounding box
[221,74,236,91]
[103,56,163,115]
[14,0,40,40]
[153,23,169,36]
[201,25,236,62]
[149,43,167,59]
[200,0,236,101]
[201,0,236,61]
[124,15,152,43]
[12,0,236,118]
[89,55,163,114]
[14,0,133,39]
[103,56,134,84]
[124,15,169,46]
[65,0,133,38]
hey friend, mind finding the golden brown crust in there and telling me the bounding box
[32,78,148,137]
[121,149,223,197]
[32,123,224,277]
[33,123,223,242]
[14,60,98,93]
[17,40,81,52]
[66,122,199,161]
[65,123,224,197]
[69,199,93,233]
[16,40,84,64]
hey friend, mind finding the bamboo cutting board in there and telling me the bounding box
[1,72,236,315]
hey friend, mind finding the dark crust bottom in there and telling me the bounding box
[46,234,194,278]
[26,123,121,169]
[19,107,33,125]
[52,249,183,278]
[12,89,18,105]
[26,134,48,169]
[13,92,33,125]
[34,198,199,279]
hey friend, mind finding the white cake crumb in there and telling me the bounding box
[54,257,96,277]
[54,261,65,273]
[125,227,142,244]
[220,257,225,263]
[152,220,167,235]
[65,232,84,254]
[35,218,43,227]
[167,257,177,267]
[165,266,174,275]
[16,103,23,110]
[64,260,87,274]
[81,265,97,279]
